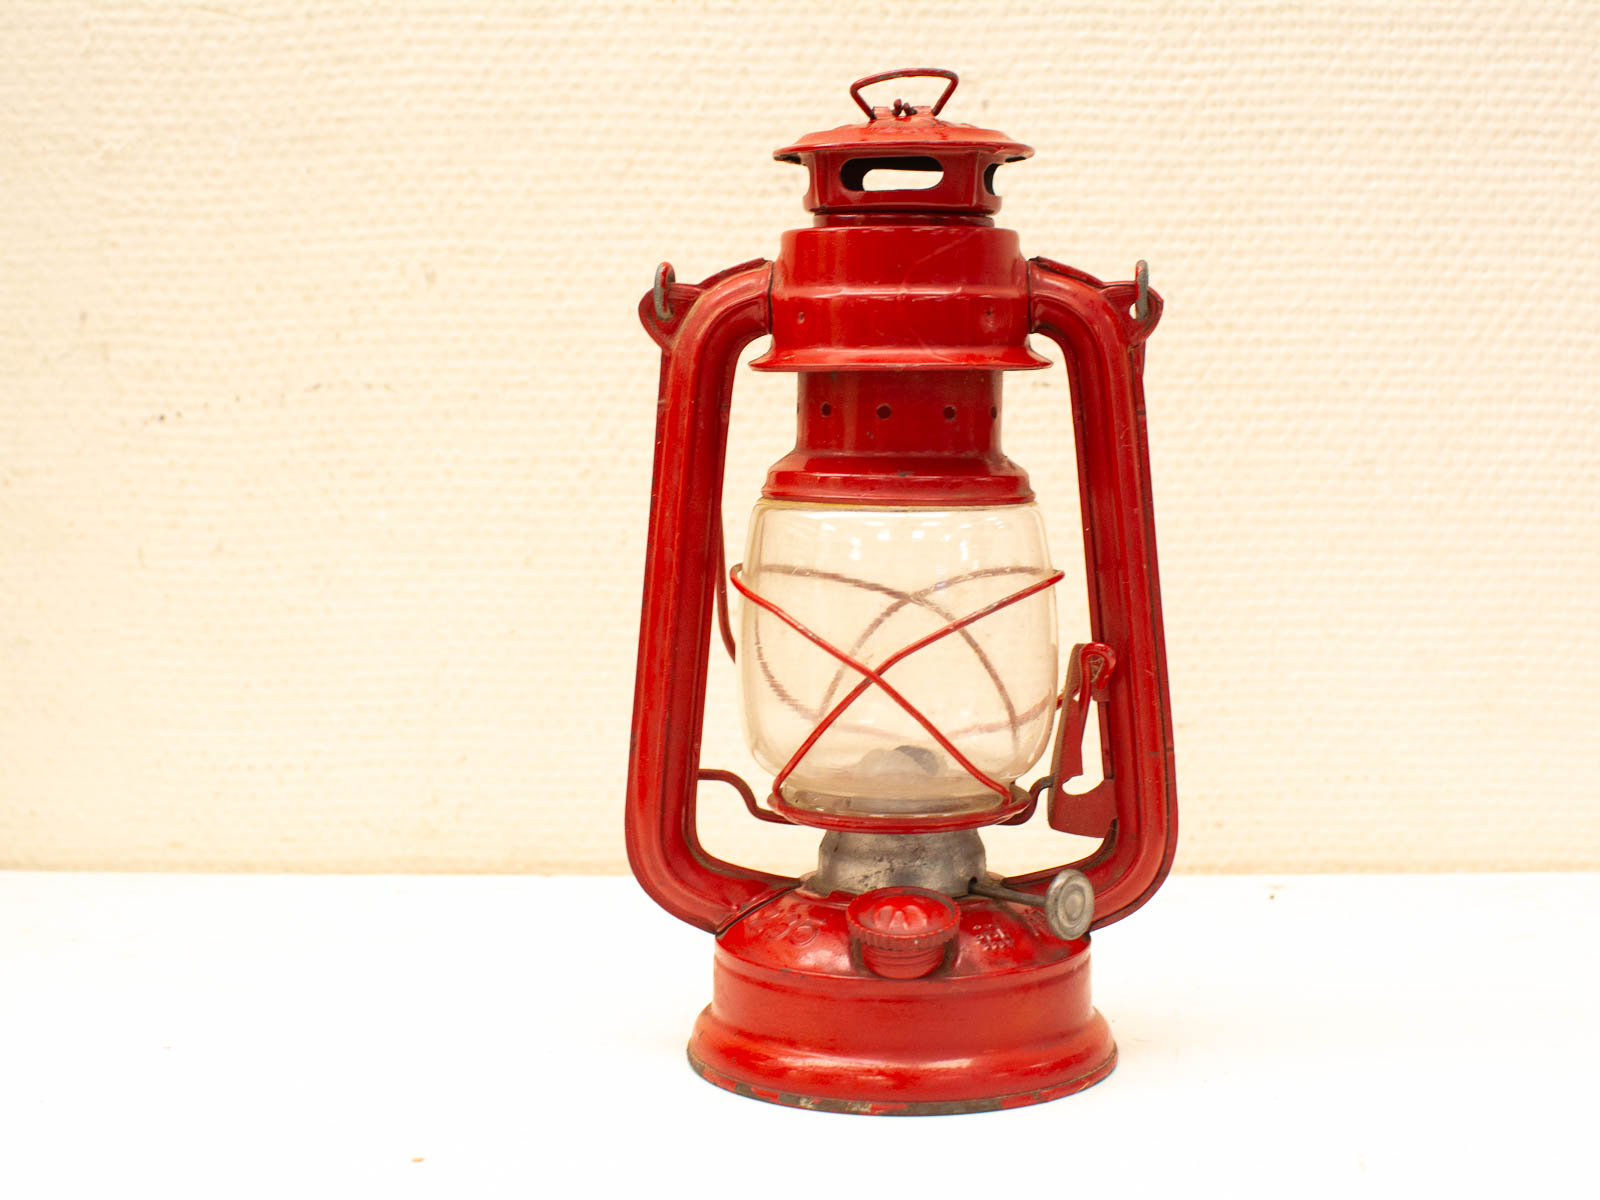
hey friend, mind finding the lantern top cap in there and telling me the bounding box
[775,69,1033,161]
[775,69,1032,218]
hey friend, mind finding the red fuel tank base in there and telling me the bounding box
[683,889,1119,1115]
[687,1041,1116,1116]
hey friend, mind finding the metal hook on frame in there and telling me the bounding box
[652,262,676,323]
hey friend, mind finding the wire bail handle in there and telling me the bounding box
[850,68,959,120]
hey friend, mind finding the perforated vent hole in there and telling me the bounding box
[841,156,944,192]
[877,404,892,419]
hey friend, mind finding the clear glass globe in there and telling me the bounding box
[737,500,1059,818]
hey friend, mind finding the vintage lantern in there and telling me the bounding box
[628,69,1177,1114]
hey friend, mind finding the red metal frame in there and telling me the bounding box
[628,264,1177,932]
[1008,257,1177,927]
[627,70,1177,1110]
[627,259,792,934]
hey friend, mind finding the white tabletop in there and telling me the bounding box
[1,871,1593,1196]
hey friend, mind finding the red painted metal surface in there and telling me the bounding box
[749,224,1045,373]
[1008,257,1178,927]
[845,887,960,979]
[773,67,1031,221]
[627,260,794,934]
[689,889,1115,1114]
[1046,641,1120,837]
[628,69,1177,1109]
[762,371,1035,505]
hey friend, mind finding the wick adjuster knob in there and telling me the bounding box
[847,887,960,979]
[970,869,1096,940]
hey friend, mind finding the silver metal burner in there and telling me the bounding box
[807,830,987,896]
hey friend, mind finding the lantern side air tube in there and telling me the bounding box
[1011,258,1178,929]
[629,260,795,934]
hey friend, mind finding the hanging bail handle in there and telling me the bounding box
[849,68,959,119]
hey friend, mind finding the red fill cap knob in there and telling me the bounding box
[847,888,959,979]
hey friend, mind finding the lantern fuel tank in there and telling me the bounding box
[627,69,1178,1113]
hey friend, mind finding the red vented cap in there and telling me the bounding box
[774,69,1031,218]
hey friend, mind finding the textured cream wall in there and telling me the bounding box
[2,1,1596,875]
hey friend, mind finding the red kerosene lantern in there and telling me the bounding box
[628,69,1177,1114]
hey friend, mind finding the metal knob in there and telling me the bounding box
[846,887,960,979]
[1043,870,1095,939]
[970,869,1095,940]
